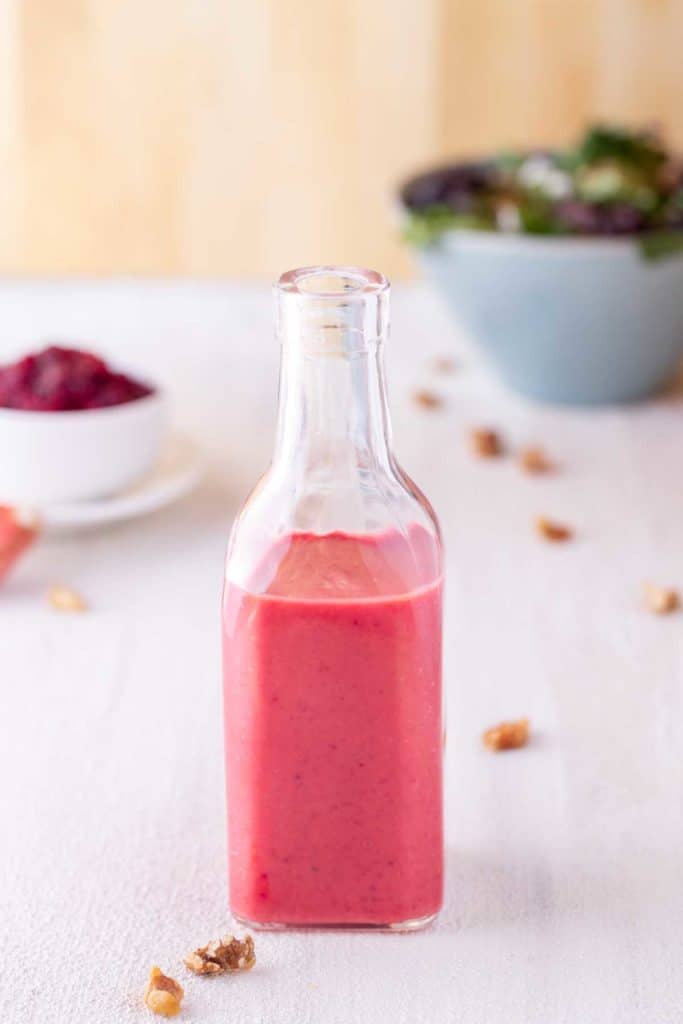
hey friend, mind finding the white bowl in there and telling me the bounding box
[0,392,168,505]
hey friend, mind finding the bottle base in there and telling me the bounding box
[232,909,439,933]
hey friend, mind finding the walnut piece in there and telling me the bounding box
[184,935,256,976]
[470,428,503,458]
[47,585,88,612]
[643,582,680,615]
[432,355,458,374]
[413,389,443,409]
[483,718,530,752]
[144,967,184,1017]
[535,517,573,542]
[519,446,553,474]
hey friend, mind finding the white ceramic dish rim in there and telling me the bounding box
[41,433,205,530]
[0,390,163,422]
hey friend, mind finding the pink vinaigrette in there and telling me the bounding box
[222,267,444,930]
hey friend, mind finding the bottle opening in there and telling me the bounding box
[276,266,390,354]
[278,266,389,299]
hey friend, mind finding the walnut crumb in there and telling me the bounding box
[47,585,88,612]
[535,517,573,542]
[470,428,503,458]
[483,718,530,752]
[184,935,256,976]
[144,967,184,1017]
[432,355,458,374]
[519,446,553,474]
[413,389,443,410]
[643,582,679,615]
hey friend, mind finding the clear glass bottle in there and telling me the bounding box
[222,266,443,930]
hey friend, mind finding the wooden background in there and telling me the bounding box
[0,0,681,278]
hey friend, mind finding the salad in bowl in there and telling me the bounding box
[402,125,683,256]
[399,125,683,405]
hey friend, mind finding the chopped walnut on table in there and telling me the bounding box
[144,967,184,1017]
[432,355,458,374]
[47,584,88,612]
[519,446,554,474]
[643,582,680,615]
[482,717,530,752]
[535,517,573,542]
[184,934,256,976]
[413,388,444,410]
[470,428,503,458]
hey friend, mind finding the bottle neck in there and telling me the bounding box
[272,266,393,481]
[273,339,393,476]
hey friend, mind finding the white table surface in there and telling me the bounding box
[2,280,683,1024]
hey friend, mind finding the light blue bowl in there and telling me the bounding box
[415,231,683,405]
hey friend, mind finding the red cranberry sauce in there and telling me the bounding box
[0,346,154,411]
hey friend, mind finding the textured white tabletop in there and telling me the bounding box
[1,280,682,1024]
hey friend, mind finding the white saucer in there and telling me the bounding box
[41,434,206,531]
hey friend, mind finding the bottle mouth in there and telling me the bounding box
[277,266,389,299]
[276,266,390,355]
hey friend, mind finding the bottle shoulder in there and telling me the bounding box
[225,461,442,596]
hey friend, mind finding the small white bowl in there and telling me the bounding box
[0,392,168,505]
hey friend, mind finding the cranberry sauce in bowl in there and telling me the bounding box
[0,345,166,505]
[0,346,154,412]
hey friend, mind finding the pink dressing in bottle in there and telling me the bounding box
[222,267,443,929]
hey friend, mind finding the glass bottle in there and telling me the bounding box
[222,266,443,930]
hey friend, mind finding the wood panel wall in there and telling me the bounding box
[0,0,681,277]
